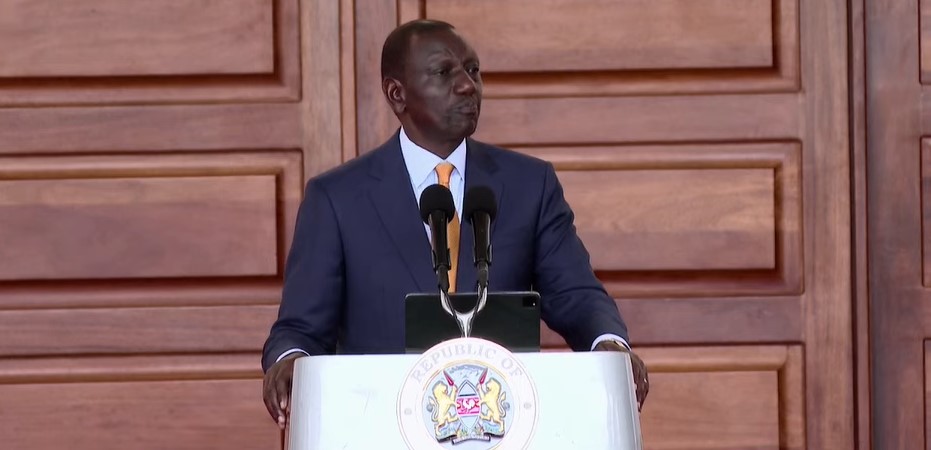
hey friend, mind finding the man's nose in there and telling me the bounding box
[453,70,477,95]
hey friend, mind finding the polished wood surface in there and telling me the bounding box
[0,0,862,449]
[477,95,800,144]
[403,0,799,98]
[921,0,931,84]
[564,167,776,271]
[0,0,274,77]
[0,379,276,449]
[848,0,872,450]
[424,0,775,72]
[0,354,275,449]
[0,1,326,448]
[0,105,303,153]
[867,0,928,448]
[360,1,853,449]
[525,142,800,277]
[848,0,870,447]
[0,0,300,106]
[638,346,804,450]
[0,175,278,279]
[0,305,276,356]
[924,142,931,287]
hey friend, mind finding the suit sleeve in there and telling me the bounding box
[261,179,345,371]
[533,162,630,351]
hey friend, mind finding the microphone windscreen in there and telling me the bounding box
[419,184,456,224]
[463,186,497,222]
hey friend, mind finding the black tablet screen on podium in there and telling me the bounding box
[404,291,541,353]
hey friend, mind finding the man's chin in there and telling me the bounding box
[455,119,478,139]
[436,117,479,142]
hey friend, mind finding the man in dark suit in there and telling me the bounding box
[262,19,648,427]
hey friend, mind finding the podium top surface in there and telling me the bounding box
[288,341,642,450]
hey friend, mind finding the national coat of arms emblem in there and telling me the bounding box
[398,338,538,449]
[426,365,508,442]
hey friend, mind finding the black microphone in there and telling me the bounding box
[419,184,456,292]
[463,186,497,289]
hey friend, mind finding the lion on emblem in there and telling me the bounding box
[479,377,507,430]
[428,380,459,434]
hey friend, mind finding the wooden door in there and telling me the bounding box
[0,1,858,448]
[354,0,853,448]
[0,1,346,448]
[867,0,931,448]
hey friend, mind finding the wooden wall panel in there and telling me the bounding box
[0,105,303,154]
[398,0,799,97]
[368,1,799,151]
[0,281,284,310]
[0,0,859,449]
[921,0,931,84]
[922,140,931,286]
[638,346,804,450]
[0,176,278,280]
[523,142,801,297]
[923,341,931,441]
[357,1,850,448]
[424,0,774,72]
[848,0,870,447]
[0,0,273,77]
[563,168,774,271]
[0,0,300,105]
[0,380,276,449]
[799,2,853,447]
[0,151,302,310]
[475,95,800,145]
[0,1,346,449]
[594,298,802,345]
[0,355,276,450]
[872,0,931,440]
[0,151,302,282]
[0,305,277,356]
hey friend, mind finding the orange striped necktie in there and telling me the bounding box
[435,162,459,292]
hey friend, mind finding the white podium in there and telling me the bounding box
[287,338,642,450]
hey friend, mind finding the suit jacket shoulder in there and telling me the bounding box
[307,141,388,191]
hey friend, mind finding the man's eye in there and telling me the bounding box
[468,66,480,75]
[434,68,450,76]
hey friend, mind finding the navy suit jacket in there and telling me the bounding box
[262,133,628,371]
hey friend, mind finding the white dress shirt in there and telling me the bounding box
[275,128,627,363]
[399,127,467,235]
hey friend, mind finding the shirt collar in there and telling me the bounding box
[399,127,467,187]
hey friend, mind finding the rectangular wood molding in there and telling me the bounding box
[401,0,800,96]
[522,142,802,297]
[0,0,300,105]
[0,354,277,450]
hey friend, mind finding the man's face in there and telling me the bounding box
[398,29,482,146]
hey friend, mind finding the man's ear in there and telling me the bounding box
[382,78,405,114]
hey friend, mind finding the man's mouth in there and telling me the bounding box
[455,104,478,115]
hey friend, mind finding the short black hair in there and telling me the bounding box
[381,20,455,81]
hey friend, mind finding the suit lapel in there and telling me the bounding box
[368,134,435,293]
[457,139,504,293]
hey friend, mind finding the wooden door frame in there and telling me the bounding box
[849,0,871,448]
[866,0,928,449]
